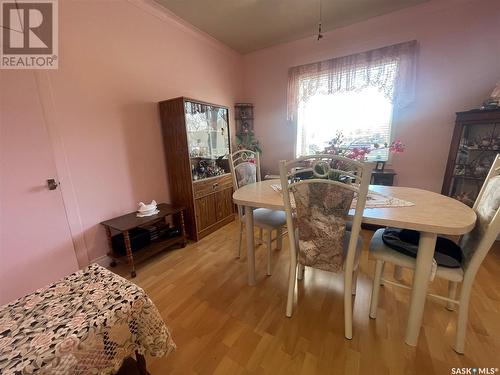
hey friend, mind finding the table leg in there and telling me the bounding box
[245,206,256,286]
[405,231,437,346]
[105,226,117,267]
[135,351,150,375]
[123,230,136,278]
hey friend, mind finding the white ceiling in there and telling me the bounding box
[154,0,428,53]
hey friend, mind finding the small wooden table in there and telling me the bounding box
[371,168,397,186]
[101,203,187,277]
[233,180,476,347]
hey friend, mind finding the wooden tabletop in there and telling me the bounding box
[100,203,185,232]
[232,180,476,235]
[371,168,396,175]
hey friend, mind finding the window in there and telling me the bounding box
[287,41,417,161]
[296,62,397,161]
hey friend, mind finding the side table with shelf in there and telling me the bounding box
[371,168,396,186]
[100,203,187,278]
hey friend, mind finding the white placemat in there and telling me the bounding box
[270,183,414,209]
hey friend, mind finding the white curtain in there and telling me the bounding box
[287,40,418,122]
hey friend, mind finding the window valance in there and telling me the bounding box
[287,40,418,122]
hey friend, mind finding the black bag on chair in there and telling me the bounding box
[381,228,462,268]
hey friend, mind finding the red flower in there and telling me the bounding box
[388,140,405,153]
[322,131,405,160]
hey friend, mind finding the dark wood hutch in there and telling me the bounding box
[159,97,234,241]
[442,108,500,206]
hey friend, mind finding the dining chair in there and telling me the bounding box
[229,149,287,275]
[369,154,500,353]
[279,154,372,339]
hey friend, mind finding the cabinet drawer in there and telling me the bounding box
[193,174,233,198]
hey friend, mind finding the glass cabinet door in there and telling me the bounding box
[449,122,499,206]
[184,101,230,181]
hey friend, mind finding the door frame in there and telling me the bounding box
[34,71,90,268]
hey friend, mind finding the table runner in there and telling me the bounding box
[270,183,414,208]
[0,264,175,375]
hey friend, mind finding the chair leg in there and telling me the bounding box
[344,270,353,339]
[286,219,298,318]
[276,227,283,250]
[286,261,297,317]
[266,230,272,276]
[236,220,244,259]
[297,263,305,280]
[370,260,385,319]
[393,265,403,280]
[351,267,359,296]
[446,281,458,311]
[454,279,473,354]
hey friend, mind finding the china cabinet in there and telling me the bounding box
[159,97,234,240]
[442,108,500,206]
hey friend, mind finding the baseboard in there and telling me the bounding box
[91,255,113,268]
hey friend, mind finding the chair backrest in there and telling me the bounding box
[460,154,500,280]
[229,149,261,219]
[229,149,261,189]
[279,154,372,273]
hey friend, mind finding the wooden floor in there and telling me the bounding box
[114,220,500,374]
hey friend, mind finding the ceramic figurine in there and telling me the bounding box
[455,192,474,207]
[137,200,159,217]
[474,164,488,177]
[480,137,491,148]
[493,136,500,150]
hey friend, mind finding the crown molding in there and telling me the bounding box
[127,0,241,59]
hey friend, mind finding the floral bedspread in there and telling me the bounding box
[0,264,175,375]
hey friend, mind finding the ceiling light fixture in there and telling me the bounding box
[317,0,323,40]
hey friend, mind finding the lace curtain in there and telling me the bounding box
[287,40,418,122]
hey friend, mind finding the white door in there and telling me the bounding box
[0,71,78,305]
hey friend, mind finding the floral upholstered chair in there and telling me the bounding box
[234,160,257,187]
[369,154,500,353]
[279,155,372,340]
[229,149,287,275]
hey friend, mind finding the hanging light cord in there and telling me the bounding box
[317,0,323,40]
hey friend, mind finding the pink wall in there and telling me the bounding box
[53,0,242,262]
[0,72,79,304]
[1,0,499,297]
[1,0,243,273]
[242,0,500,192]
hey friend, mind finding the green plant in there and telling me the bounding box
[236,128,261,153]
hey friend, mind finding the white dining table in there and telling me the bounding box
[232,179,476,346]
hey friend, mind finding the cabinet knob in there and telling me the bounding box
[213,183,219,189]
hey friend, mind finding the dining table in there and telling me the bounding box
[232,179,476,347]
[0,264,175,375]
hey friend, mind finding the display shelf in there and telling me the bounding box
[159,97,235,241]
[442,108,500,206]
